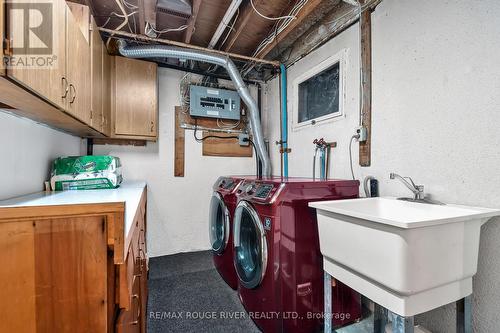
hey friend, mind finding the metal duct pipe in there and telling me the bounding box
[117,40,271,177]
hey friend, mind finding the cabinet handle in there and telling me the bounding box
[150,121,154,132]
[61,77,69,98]
[131,294,140,325]
[69,84,76,104]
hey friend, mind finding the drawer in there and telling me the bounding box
[116,274,142,333]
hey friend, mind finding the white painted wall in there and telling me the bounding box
[94,68,256,257]
[264,0,500,332]
[0,111,82,200]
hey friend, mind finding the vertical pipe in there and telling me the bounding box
[319,148,325,180]
[324,272,332,333]
[256,82,263,178]
[280,64,288,178]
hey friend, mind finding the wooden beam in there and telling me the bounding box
[99,27,281,66]
[137,0,157,35]
[222,0,266,52]
[202,132,252,157]
[184,0,202,43]
[274,0,381,66]
[254,0,323,58]
[174,107,185,177]
[358,8,372,166]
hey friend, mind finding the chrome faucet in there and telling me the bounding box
[389,173,425,200]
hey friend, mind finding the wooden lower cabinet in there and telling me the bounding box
[117,197,148,333]
[0,190,148,333]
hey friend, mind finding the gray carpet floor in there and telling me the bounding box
[147,250,260,333]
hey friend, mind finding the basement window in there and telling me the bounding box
[292,50,346,130]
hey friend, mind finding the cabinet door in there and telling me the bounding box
[0,216,108,333]
[0,221,36,332]
[6,0,67,109]
[90,17,103,132]
[112,56,158,137]
[102,49,111,136]
[66,5,91,124]
[34,217,108,332]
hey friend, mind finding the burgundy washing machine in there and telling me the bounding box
[233,177,362,333]
[209,176,245,290]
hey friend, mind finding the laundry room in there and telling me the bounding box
[1,0,500,333]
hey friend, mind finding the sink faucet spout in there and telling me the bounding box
[389,173,425,200]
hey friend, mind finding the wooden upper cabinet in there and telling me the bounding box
[5,0,67,109]
[65,5,91,124]
[111,56,158,140]
[90,16,103,133]
[102,48,112,136]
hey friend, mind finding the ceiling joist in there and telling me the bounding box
[137,0,157,34]
[184,0,202,43]
[276,0,381,66]
[222,0,266,52]
[253,0,324,59]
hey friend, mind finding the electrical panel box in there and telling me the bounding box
[189,85,241,121]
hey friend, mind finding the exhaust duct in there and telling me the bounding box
[117,40,271,177]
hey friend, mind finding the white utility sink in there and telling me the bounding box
[309,197,500,317]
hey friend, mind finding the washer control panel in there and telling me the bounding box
[254,184,274,199]
[217,177,237,191]
[237,181,276,201]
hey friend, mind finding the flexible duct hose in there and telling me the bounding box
[117,40,271,177]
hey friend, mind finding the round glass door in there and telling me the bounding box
[233,201,268,289]
[209,192,230,255]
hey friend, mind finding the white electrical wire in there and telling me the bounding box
[145,21,189,36]
[241,0,308,74]
[219,8,240,49]
[349,135,359,180]
[217,118,240,130]
[122,0,138,10]
[100,10,138,29]
[250,0,297,21]
[106,0,130,47]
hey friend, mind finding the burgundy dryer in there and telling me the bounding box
[233,177,362,333]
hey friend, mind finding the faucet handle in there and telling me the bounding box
[415,185,425,199]
[404,176,417,188]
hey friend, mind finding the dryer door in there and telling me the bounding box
[233,201,268,289]
[209,192,230,255]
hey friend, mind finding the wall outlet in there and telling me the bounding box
[355,126,368,142]
[238,133,250,146]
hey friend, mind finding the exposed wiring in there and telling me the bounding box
[145,21,189,37]
[122,0,138,10]
[193,119,239,143]
[218,8,240,50]
[250,0,297,21]
[217,118,240,130]
[100,10,137,29]
[106,0,130,48]
[349,135,359,180]
[241,0,308,75]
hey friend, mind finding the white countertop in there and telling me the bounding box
[0,181,146,238]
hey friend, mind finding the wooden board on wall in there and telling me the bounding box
[174,106,185,177]
[175,106,252,158]
[359,8,372,167]
[202,132,252,157]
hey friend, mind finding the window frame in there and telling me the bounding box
[292,49,347,131]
